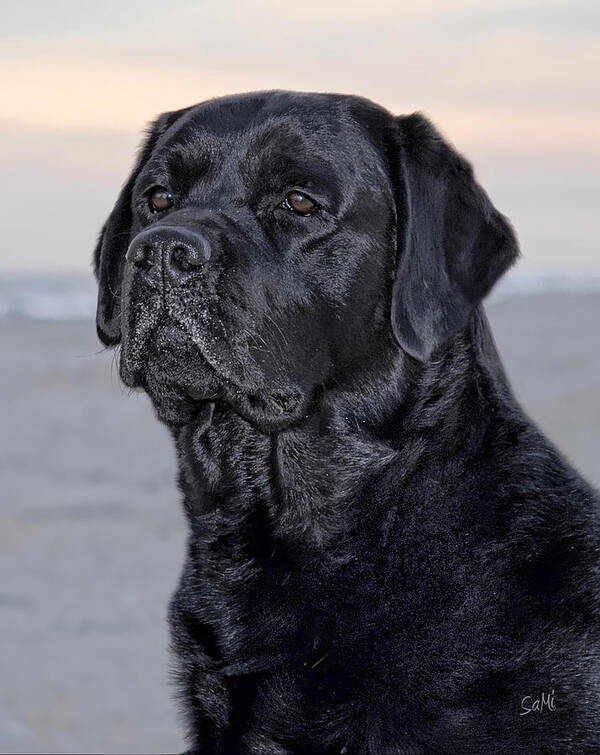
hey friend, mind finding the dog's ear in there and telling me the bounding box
[390,113,519,361]
[93,107,191,346]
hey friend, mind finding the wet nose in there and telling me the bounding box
[126,226,211,285]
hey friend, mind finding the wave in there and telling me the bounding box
[0,273,97,321]
[1,269,599,321]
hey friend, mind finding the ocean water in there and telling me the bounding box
[0,273,98,321]
[1,270,600,321]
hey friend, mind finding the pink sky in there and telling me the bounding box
[1,0,598,272]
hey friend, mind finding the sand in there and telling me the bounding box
[1,292,599,754]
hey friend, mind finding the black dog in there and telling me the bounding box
[94,91,600,753]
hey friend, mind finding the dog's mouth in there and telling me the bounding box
[122,321,311,432]
[186,385,309,432]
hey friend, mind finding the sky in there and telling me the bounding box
[1,0,598,273]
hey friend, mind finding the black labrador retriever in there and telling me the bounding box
[94,91,600,753]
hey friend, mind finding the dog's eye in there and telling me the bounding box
[149,188,174,213]
[284,191,317,216]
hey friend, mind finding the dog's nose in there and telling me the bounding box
[126,227,211,285]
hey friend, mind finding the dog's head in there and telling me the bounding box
[94,91,518,428]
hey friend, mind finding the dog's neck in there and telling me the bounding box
[171,308,512,544]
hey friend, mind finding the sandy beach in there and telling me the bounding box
[1,292,599,754]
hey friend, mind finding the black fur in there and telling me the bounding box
[94,91,600,753]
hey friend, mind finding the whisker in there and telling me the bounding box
[264,312,290,351]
